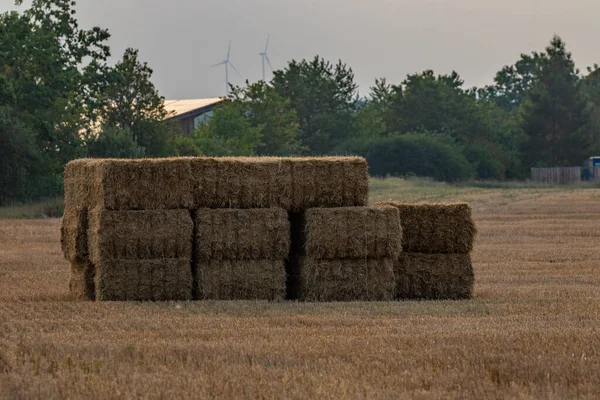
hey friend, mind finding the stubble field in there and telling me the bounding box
[1,179,599,399]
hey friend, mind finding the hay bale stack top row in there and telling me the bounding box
[64,157,368,211]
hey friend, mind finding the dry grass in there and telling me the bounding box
[2,180,600,398]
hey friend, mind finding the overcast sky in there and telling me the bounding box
[3,0,599,99]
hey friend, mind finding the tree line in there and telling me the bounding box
[2,1,600,205]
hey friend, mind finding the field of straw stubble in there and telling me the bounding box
[1,178,599,399]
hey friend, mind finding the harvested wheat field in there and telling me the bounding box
[1,179,600,399]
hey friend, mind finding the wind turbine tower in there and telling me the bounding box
[210,41,241,96]
[259,35,273,81]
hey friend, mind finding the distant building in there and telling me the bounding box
[164,98,223,134]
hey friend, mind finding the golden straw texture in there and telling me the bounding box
[95,258,193,301]
[197,259,286,300]
[304,206,402,259]
[87,209,193,263]
[300,258,396,301]
[395,253,474,300]
[376,202,476,253]
[195,208,289,260]
[60,207,88,262]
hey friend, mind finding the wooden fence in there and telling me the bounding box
[531,167,582,185]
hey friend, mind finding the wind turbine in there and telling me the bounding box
[210,41,241,96]
[259,35,273,81]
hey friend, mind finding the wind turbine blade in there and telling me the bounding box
[226,40,231,61]
[264,35,270,53]
[229,62,242,77]
[265,54,274,70]
[210,61,226,67]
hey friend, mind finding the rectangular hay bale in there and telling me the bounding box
[395,253,474,300]
[88,209,193,263]
[197,259,286,300]
[66,158,195,210]
[289,157,369,211]
[95,258,192,301]
[195,208,290,260]
[300,258,396,301]
[60,207,88,262]
[376,202,476,254]
[68,260,95,301]
[191,158,294,209]
[304,206,402,259]
[64,159,100,210]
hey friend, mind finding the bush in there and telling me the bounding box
[334,134,473,182]
[87,126,146,158]
[0,107,64,205]
[463,143,506,180]
[168,135,203,156]
[330,136,372,157]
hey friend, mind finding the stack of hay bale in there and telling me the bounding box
[297,206,402,301]
[61,156,370,301]
[194,208,289,300]
[61,158,196,301]
[376,202,476,300]
[60,156,477,302]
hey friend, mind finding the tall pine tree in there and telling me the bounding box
[520,36,591,167]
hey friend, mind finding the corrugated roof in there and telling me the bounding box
[164,98,223,118]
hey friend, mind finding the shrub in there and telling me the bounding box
[463,142,506,180]
[87,126,146,159]
[335,134,473,182]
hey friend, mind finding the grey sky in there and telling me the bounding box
[3,0,599,99]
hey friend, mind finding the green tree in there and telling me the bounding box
[355,78,393,139]
[230,81,304,155]
[520,36,591,167]
[480,53,543,111]
[87,125,146,158]
[386,71,478,141]
[580,65,600,155]
[0,0,111,203]
[96,48,172,156]
[0,106,51,204]
[191,102,261,156]
[271,56,358,154]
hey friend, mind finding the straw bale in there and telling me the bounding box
[197,259,286,300]
[68,260,95,301]
[395,253,474,300]
[64,159,101,210]
[195,208,290,260]
[95,258,192,301]
[64,158,195,210]
[60,207,88,262]
[191,157,293,209]
[88,209,193,263]
[289,157,369,211]
[376,202,476,253]
[299,258,396,301]
[304,206,402,259]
